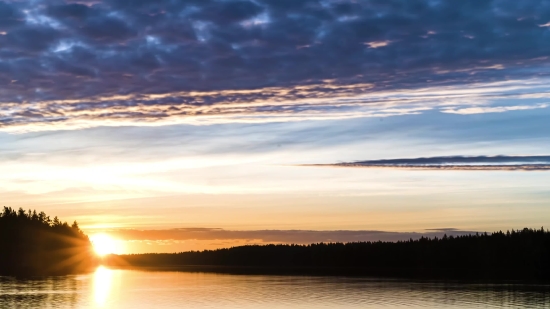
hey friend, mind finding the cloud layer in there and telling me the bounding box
[2,0,550,130]
[308,155,550,171]
[105,228,479,244]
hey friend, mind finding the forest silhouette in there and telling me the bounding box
[106,228,550,281]
[2,206,549,280]
[0,207,97,276]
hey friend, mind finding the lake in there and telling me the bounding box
[1,267,549,308]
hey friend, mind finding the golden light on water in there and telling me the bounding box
[93,266,113,307]
[90,234,118,256]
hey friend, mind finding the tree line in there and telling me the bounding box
[0,207,97,276]
[107,228,550,281]
[2,205,549,281]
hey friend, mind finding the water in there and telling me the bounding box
[1,267,549,308]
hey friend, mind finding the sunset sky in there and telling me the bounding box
[2,0,550,253]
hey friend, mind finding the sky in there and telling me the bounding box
[1,0,550,253]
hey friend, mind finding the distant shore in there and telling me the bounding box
[103,227,550,282]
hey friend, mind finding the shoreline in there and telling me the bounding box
[101,264,550,283]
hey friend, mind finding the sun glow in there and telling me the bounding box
[90,234,118,256]
[93,266,114,306]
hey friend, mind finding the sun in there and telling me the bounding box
[90,234,117,256]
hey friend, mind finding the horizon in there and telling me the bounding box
[2,0,550,255]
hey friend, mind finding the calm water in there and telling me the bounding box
[1,267,550,308]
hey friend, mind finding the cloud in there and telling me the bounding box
[2,0,550,130]
[2,77,550,132]
[365,40,391,48]
[305,155,550,171]
[441,103,548,114]
[102,228,480,244]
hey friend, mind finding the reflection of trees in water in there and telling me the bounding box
[0,271,549,308]
[0,207,97,276]
[390,282,550,308]
[0,267,117,308]
[0,275,81,308]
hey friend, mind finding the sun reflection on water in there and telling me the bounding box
[93,266,113,307]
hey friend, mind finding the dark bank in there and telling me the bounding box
[2,206,549,281]
[104,227,550,281]
[0,207,97,276]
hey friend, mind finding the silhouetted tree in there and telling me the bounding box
[106,227,550,281]
[0,207,97,276]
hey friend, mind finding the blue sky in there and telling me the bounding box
[1,0,550,252]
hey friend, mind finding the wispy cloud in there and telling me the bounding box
[305,155,550,171]
[2,78,550,132]
[441,104,548,115]
[365,40,392,48]
[102,228,480,244]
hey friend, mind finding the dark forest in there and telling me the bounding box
[106,228,550,281]
[0,207,97,276]
[2,206,549,281]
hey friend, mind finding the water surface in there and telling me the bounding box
[1,267,549,308]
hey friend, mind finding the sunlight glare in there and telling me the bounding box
[90,234,117,256]
[93,266,113,307]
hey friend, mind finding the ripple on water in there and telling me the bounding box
[1,270,550,308]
